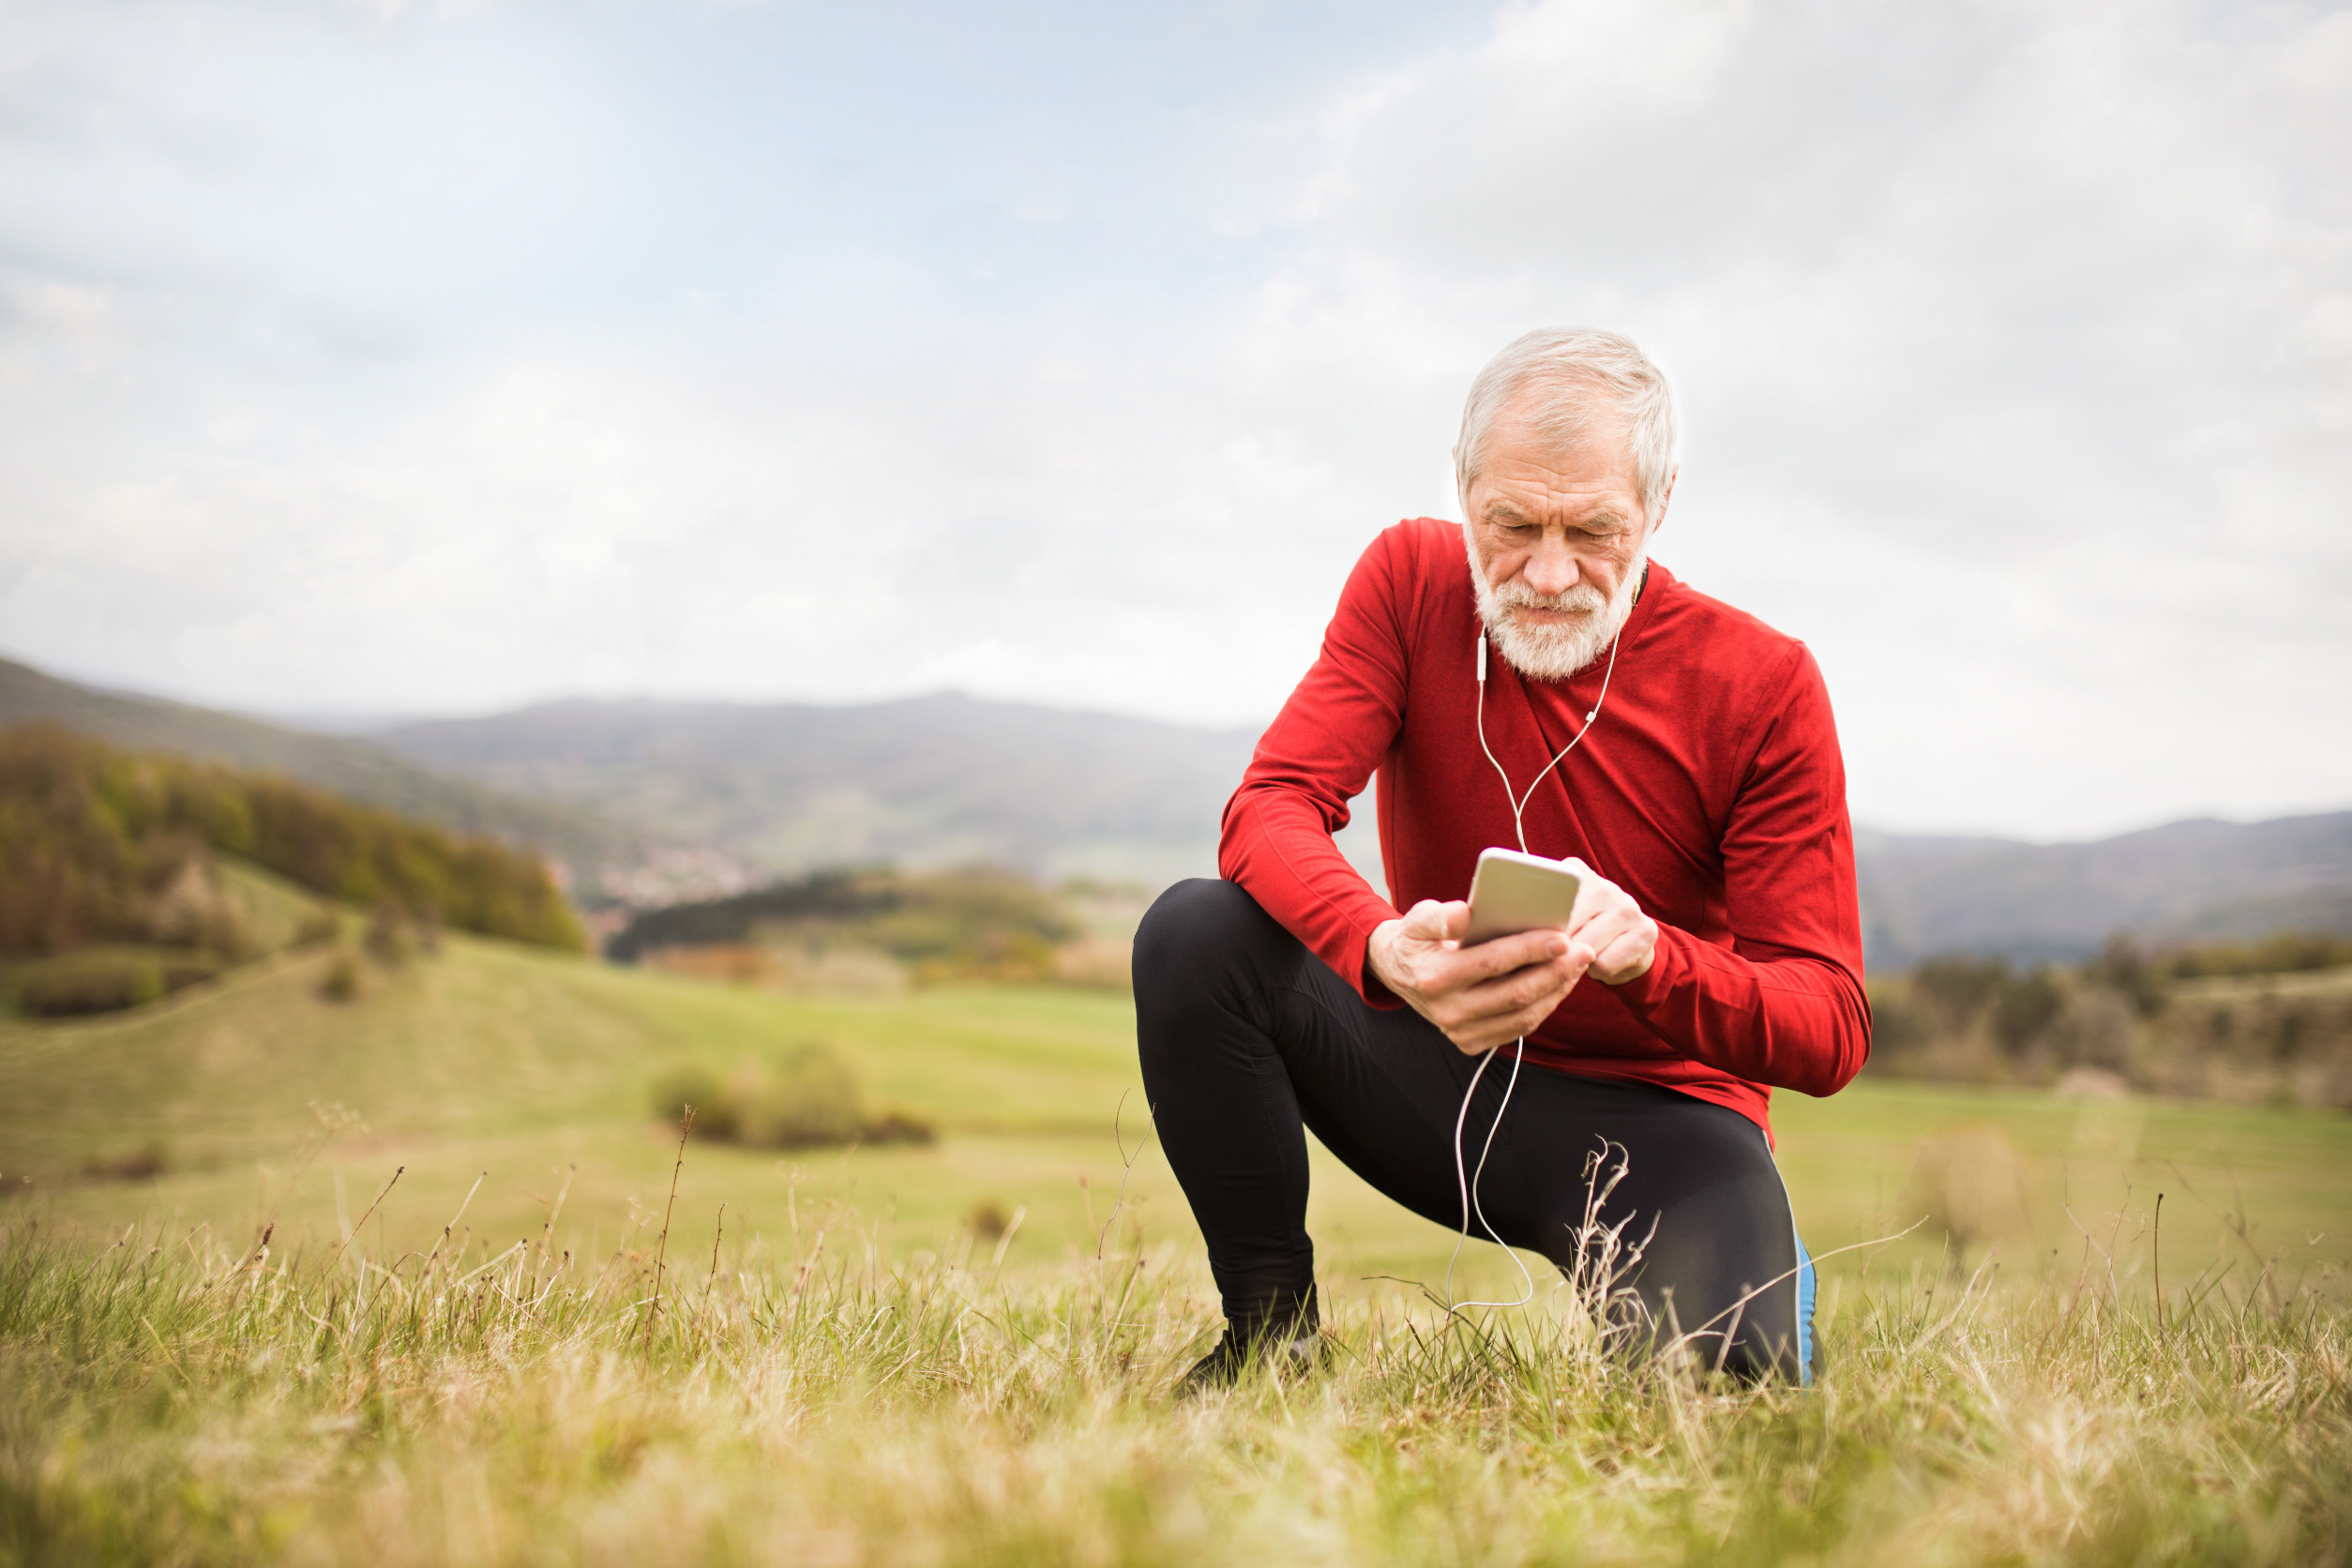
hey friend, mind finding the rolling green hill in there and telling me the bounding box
[3,932,2346,1301]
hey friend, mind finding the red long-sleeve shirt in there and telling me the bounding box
[1219,518,1869,1138]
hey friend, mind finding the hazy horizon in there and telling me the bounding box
[8,641,2343,852]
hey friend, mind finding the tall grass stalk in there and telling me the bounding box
[0,1204,2345,1566]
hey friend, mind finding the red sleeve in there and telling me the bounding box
[1609,644,1872,1095]
[1218,528,1412,1005]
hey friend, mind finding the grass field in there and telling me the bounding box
[3,933,2349,1563]
[5,931,2347,1298]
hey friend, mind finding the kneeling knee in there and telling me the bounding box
[1133,879,1286,998]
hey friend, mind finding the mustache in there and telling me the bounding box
[1489,580,1608,613]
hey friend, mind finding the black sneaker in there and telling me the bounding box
[1173,1324,1331,1398]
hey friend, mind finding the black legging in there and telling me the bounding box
[1135,879,1811,1381]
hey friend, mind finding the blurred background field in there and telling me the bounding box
[7,923,2348,1566]
[6,925,2345,1316]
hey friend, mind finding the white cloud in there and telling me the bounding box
[0,0,2345,839]
[1185,0,2352,837]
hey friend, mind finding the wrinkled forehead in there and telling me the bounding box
[1472,400,1643,505]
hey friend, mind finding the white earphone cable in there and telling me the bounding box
[1443,622,1621,1313]
[1475,627,1621,853]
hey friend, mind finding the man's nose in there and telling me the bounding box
[1520,534,1582,597]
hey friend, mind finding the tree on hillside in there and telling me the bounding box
[0,725,584,957]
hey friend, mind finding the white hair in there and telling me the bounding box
[1452,326,1679,522]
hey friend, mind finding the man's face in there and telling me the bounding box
[1461,405,1667,681]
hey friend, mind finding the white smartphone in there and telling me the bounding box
[1461,848,1590,946]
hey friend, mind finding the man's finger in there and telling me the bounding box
[1484,956,1577,1011]
[1449,927,1569,982]
[1441,958,1576,1025]
[1505,996,1566,1036]
[1433,961,1563,1023]
[1581,924,1634,964]
[1591,929,1655,982]
[1566,912,1616,948]
[1460,991,1573,1053]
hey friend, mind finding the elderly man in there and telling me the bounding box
[1137,327,1868,1391]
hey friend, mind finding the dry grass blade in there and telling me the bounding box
[644,1104,695,1356]
[324,1164,403,1274]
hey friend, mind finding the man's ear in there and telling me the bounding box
[1648,469,1679,537]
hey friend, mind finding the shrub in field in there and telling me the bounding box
[650,1061,731,1136]
[862,1109,939,1146]
[1050,934,1133,989]
[1869,931,2352,1104]
[14,949,162,1016]
[1987,966,2063,1055]
[2044,984,2138,1072]
[10,945,222,1018]
[728,1046,866,1147]
[315,948,363,1004]
[364,899,420,967]
[79,1141,168,1182]
[648,1044,935,1149]
[292,907,341,947]
[1900,1125,2032,1262]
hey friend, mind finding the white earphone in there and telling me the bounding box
[1444,620,1622,1312]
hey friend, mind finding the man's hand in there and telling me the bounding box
[1569,870,1658,987]
[1364,874,1661,1056]
[1365,900,1590,1056]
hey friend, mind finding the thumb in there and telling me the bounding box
[1401,899,1464,942]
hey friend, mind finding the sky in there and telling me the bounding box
[1,0,2347,842]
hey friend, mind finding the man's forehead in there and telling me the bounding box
[1474,434,1641,511]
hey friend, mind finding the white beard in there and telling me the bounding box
[1465,530,1647,682]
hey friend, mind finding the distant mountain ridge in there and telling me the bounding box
[365,693,2352,966]
[1856,812,2352,969]
[363,697,2352,967]
[6,656,2346,966]
[371,692,1260,891]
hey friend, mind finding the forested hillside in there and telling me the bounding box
[0,726,584,957]
[0,656,641,876]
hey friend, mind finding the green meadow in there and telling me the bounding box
[7,928,2347,1299]
[4,927,2349,1564]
